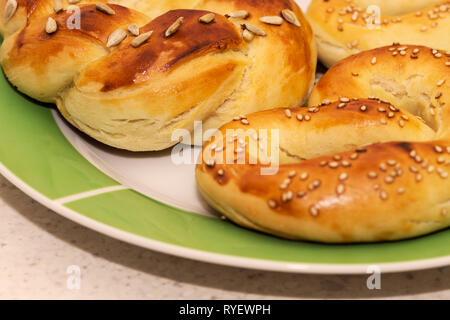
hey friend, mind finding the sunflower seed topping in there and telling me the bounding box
[131,30,153,48]
[96,2,115,15]
[199,13,215,24]
[260,16,283,25]
[3,0,17,23]
[281,9,301,26]
[45,17,58,34]
[127,23,140,36]
[107,28,127,47]
[243,23,266,36]
[165,17,184,37]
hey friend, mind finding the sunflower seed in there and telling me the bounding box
[127,23,140,36]
[3,0,17,23]
[281,9,301,27]
[45,17,58,34]
[53,0,63,13]
[259,16,283,25]
[131,30,153,47]
[96,2,115,15]
[243,23,266,36]
[106,28,127,47]
[199,13,215,24]
[226,10,249,19]
[165,17,184,37]
[242,29,254,42]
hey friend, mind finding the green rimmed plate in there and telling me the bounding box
[1,68,450,274]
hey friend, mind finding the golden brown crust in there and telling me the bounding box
[196,45,450,243]
[306,0,450,67]
[78,9,243,92]
[0,0,316,151]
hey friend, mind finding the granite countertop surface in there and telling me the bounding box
[0,174,449,300]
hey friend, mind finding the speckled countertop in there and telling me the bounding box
[0,175,449,299]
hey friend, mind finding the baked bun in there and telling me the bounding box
[306,0,450,67]
[0,0,316,151]
[196,45,450,243]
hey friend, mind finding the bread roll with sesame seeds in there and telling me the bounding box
[0,0,316,151]
[196,45,450,243]
[306,0,450,67]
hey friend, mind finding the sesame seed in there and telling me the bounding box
[300,172,309,180]
[268,199,277,209]
[336,184,345,195]
[428,166,435,173]
[282,191,294,202]
[285,109,292,118]
[340,97,350,103]
[371,57,377,65]
[379,191,388,200]
[410,166,419,173]
[368,171,378,179]
[339,172,348,181]
[309,206,319,217]
[416,174,423,182]
[297,191,306,198]
[304,115,311,121]
[329,161,339,169]
[415,155,423,163]
[341,161,351,167]
[217,169,224,176]
[387,160,397,166]
[385,176,394,184]
[435,92,442,99]
[378,107,386,112]
[437,156,445,164]
[437,79,445,87]
[401,115,409,121]
[333,155,342,161]
[399,120,405,127]
[410,150,417,158]
[352,72,359,77]
[241,119,249,125]
[413,48,420,54]
[338,103,346,109]
[388,112,395,118]
[320,161,328,167]
[379,163,387,171]
[297,114,304,121]
[206,159,216,167]
[360,105,367,112]
[397,187,405,194]
[434,146,443,153]
[440,171,448,179]
[288,170,297,178]
[350,153,358,160]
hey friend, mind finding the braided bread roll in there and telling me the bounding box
[306,0,450,67]
[0,0,316,151]
[196,45,449,243]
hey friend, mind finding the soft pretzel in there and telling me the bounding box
[306,0,450,67]
[0,0,316,151]
[196,45,450,243]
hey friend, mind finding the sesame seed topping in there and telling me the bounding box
[336,184,345,195]
[379,191,388,200]
[297,191,306,198]
[206,159,216,168]
[378,107,386,112]
[241,119,249,125]
[368,171,378,179]
[285,109,292,118]
[434,146,443,153]
[437,156,445,164]
[338,103,346,109]
[371,57,377,65]
[320,160,328,167]
[329,161,339,168]
[300,172,309,180]
[379,163,387,171]
[387,160,397,166]
[282,191,294,203]
[350,153,358,160]
[380,118,387,125]
[397,188,405,194]
[288,170,297,178]
[416,174,423,182]
[304,115,311,121]
[341,161,351,167]
[360,105,367,112]
[437,79,445,87]
[268,199,277,209]
[309,206,319,217]
[339,172,348,181]
[410,166,419,173]
[217,169,224,176]
[297,114,304,121]
[340,97,350,103]
[385,176,394,184]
